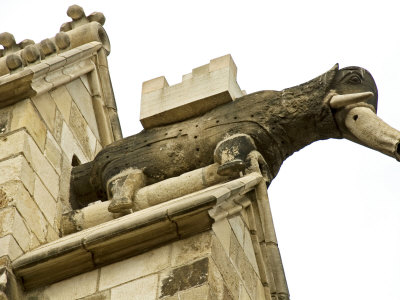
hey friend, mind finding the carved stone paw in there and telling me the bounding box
[217,159,246,176]
[108,197,132,213]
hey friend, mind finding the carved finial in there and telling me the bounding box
[55,32,70,50]
[88,12,106,25]
[21,45,40,64]
[6,53,22,71]
[0,32,19,55]
[67,4,85,20]
[40,39,56,56]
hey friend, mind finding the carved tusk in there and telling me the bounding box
[330,92,374,109]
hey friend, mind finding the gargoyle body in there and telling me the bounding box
[71,64,400,212]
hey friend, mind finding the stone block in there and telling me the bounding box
[212,218,231,255]
[0,130,58,197]
[160,257,209,298]
[45,131,62,174]
[59,152,73,212]
[211,236,240,299]
[69,103,94,158]
[66,78,100,139]
[0,154,35,195]
[50,85,72,124]
[33,177,57,227]
[239,284,251,300]
[31,92,56,133]
[140,54,243,129]
[0,207,30,251]
[99,244,170,291]
[0,235,23,261]
[229,234,258,300]
[0,106,11,135]
[43,269,98,300]
[69,101,96,159]
[243,227,260,276]
[10,99,47,151]
[179,284,210,300]
[171,232,212,267]
[54,108,64,144]
[0,206,30,252]
[78,290,111,300]
[61,121,88,163]
[110,274,158,300]
[25,135,59,199]
[229,215,245,247]
[6,181,48,243]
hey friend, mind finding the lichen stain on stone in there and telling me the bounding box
[161,257,209,297]
[0,189,10,209]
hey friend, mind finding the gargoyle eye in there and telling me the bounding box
[346,74,362,85]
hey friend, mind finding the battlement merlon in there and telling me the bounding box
[140,54,245,129]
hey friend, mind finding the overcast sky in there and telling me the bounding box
[2,1,400,299]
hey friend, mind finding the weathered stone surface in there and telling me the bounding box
[61,121,88,163]
[171,232,212,267]
[45,131,62,174]
[239,284,252,300]
[50,85,72,124]
[78,290,110,300]
[0,154,35,195]
[211,236,240,299]
[243,226,259,276]
[160,257,209,298]
[42,270,98,300]
[99,244,170,291]
[0,106,11,135]
[31,92,56,133]
[229,233,258,300]
[10,99,47,151]
[212,219,231,255]
[69,101,96,159]
[33,177,57,228]
[110,274,158,300]
[25,134,59,199]
[0,235,23,261]
[0,206,30,252]
[229,216,245,248]
[66,78,99,139]
[178,284,210,300]
[8,181,48,244]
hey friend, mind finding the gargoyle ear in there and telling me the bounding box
[331,63,339,71]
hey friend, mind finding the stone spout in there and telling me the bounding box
[343,106,400,161]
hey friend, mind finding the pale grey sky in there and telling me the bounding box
[2,1,400,299]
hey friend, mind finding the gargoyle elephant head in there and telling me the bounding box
[328,66,400,161]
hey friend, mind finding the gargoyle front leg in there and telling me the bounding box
[107,169,146,213]
[214,134,257,176]
[245,150,273,186]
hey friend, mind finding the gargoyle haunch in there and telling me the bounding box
[71,64,400,212]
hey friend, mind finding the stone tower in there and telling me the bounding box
[0,5,289,300]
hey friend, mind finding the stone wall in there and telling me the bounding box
[0,73,104,259]
[24,224,266,300]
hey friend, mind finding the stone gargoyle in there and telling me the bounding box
[71,64,400,213]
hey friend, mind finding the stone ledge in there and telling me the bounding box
[12,173,263,290]
[0,42,101,108]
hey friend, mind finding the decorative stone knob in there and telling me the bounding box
[19,39,35,49]
[6,53,22,70]
[88,12,106,25]
[21,45,40,64]
[40,39,56,56]
[0,32,16,48]
[55,32,70,50]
